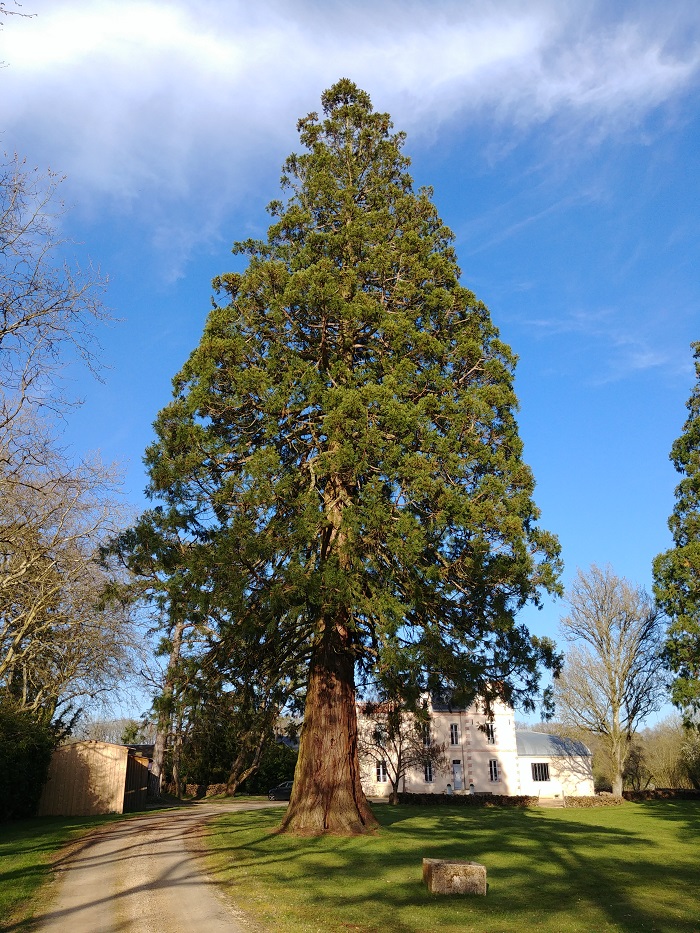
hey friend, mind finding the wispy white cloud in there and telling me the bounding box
[464,188,605,254]
[2,0,698,266]
[523,304,684,384]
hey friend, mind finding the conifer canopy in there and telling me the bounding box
[654,341,700,722]
[143,79,562,833]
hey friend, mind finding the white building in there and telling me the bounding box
[515,731,595,799]
[359,697,594,799]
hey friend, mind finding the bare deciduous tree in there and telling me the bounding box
[358,700,447,804]
[554,565,667,796]
[0,155,137,724]
[0,443,136,721]
[640,717,694,789]
[624,716,700,791]
[1,154,108,433]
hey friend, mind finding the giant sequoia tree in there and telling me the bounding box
[145,81,561,834]
[654,342,700,721]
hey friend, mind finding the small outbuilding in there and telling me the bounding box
[38,741,150,816]
[516,731,594,799]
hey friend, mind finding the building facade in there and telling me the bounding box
[358,698,594,799]
[515,731,595,798]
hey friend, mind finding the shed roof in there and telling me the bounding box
[516,731,591,758]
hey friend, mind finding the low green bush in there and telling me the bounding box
[178,782,229,798]
[397,792,538,807]
[565,794,623,808]
[623,788,700,801]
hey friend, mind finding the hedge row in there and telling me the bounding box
[171,786,700,805]
[166,782,229,798]
[623,788,700,802]
[0,705,55,820]
[397,792,631,808]
[564,795,624,808]
[396,792,538,807]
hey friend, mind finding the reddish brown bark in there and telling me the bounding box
[279,620,378,835]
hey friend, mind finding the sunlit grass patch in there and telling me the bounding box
[0,814,126,930]
[202,801,700,933]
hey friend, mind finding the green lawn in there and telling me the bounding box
[202,801,700,933]
[0,797,256,930]
[0,814,127,930]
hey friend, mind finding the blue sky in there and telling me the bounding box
[2,0,699,714]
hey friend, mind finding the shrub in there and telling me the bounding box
[565,795,624,808]
[0,705,56,820]
[623,788,700,801]
[238,742,297,795]
[396,792,538,807]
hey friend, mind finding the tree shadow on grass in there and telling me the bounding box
[202,804,700,933]
[4,807,261,933]
[622,799,700,842]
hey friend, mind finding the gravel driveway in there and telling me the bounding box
[33,800,283,933]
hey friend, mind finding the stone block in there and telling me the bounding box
[422,858,487,895]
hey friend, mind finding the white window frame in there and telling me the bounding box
[424,761,433,783]
[376,760,387,783]
[532,762,550,782]
[450,723,459,745]
[488,758,500,783]
[485,722,496,745]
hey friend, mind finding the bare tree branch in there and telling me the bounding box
[555,564,667,795]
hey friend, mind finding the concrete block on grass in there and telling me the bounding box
[422,858,487,895]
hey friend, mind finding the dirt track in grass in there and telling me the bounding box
[30,800,283,933]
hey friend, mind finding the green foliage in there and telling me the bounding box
[238,741,298,794]
[654,342,700,721]
[0,703,55,820]
[564,795,623,808]
[396,792,537,807]
[142,79,562,716]
[110,503,305,796]
[178,689,288,786]
[178,704,236,785]
[120,720,144,745]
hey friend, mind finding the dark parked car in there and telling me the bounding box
[268,780,293,800]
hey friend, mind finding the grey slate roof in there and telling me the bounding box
[515,731,592,758]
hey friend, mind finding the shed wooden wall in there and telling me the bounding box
[38,741,129,816]
[123,754,149,812]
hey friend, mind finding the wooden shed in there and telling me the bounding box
[38,741,150,816]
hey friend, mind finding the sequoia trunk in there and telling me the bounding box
[279,620,378,835]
